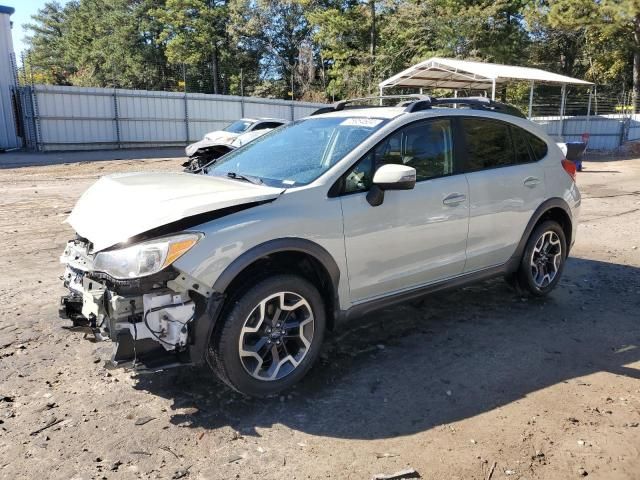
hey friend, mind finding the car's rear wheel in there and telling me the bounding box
[207,274,325,397]
[516,220,567,296]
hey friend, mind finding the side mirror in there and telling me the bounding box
[366,164,416,206]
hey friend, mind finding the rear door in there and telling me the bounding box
[460,117,547,272]
[339,117,470,303]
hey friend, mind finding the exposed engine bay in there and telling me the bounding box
[182,128,277,173]
[57,170,283,370]
[59,239,200,368]
[182,143,234,173]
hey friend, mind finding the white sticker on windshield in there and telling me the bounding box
[340,118,383,127]
[282,179,296,185]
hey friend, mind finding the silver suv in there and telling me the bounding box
[59,96,581,397]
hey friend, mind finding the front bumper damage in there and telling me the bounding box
[59,239,218,371]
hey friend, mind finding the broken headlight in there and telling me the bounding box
[93,233,201,279]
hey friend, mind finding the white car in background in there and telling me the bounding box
[184,118,289,172]
[202,118,289,145]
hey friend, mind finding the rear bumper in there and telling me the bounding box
[569,184,581,250]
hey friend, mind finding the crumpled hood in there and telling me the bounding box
[67,172,284,251]
[185,138,235,157]
[204,131,239,143]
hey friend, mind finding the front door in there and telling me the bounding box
[338,118,470,303]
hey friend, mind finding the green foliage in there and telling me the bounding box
[229,0,316,98]
[21,0,638,98]
[154,0,227,65]
[304,1,374,98]
[22,1,74,84]
[548,0,640,89]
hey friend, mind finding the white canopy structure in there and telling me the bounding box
[379,57,593,120]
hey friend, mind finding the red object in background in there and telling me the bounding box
[561,158,577,181]
[581,133,590,144]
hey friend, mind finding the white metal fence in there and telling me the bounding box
[15,84,640,152]
[21,85,325,151]
[532,115,630,151]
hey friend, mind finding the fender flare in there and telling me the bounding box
[189,238,342,365]
[506,197,573,272]
[211,237,341,294]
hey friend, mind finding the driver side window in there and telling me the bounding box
[343,118,454,194]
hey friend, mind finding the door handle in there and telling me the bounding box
[523,176,541,187]
[443,193,467,206]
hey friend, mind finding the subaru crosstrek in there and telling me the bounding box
[59,96,580,397]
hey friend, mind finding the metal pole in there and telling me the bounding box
[28,51,34,85]
[290,64,295,120]
[19,51,25,85]
[113,89,120,149]
[528,81,535,119]
[584,87,593,155]
[183,64,189,144]
[28,52,42,151]
[291,64,295,100]
[491,79,496,101]
[240,68,245,117]
[559,84,567,139]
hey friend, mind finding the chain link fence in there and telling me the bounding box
[522,89,640,151]
[16,52,327,102]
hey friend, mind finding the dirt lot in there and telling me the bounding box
[1,155,639,480]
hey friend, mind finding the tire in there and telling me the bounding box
[516,220,567,296]
[207,274,326,397]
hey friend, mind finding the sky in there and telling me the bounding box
[3,0,69,59]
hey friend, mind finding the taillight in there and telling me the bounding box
[561,158,576,181]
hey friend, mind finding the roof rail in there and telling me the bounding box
[310,95,432,115]
[421,97,526,118]
[310,95,525,118]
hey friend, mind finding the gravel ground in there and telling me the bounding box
[0,155,639,480]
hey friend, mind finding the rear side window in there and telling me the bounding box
[527,132,548,160]
[511,126,533,164]
[461,118,515,171]
[254,122,284,130]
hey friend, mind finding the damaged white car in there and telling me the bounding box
[59,96,580,397]
[183,124,286,173]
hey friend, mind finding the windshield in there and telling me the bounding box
[224,119,253,134]
[206,116,387,187]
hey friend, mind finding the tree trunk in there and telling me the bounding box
[633,50,639,113]
[370,0,376,94]
[370,0,376,58]
[212,46,220,95]
[633,16,640,113]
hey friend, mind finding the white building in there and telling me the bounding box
[0,5,20,150]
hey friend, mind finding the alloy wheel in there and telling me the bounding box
[238,291,314,381]
[529,230,562,288]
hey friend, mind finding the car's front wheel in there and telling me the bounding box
[516,220,567,296]
[207,274,325,397]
